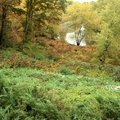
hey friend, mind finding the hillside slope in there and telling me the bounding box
[0,39,120,119]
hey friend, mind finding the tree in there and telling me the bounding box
[0,0,21,46]
[23,0,36,43]
[62,2,101,45]
[0,0,10,46]
[0,0,66,46]
[33,0,66,39]
[95,0,120,64]
[22,0,66,41]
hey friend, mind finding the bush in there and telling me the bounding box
[47,52,60,61]
[59,67,71,75]
[23,42,47,61]
[96,95,120,119]
[0,69,64,120]
[0,68,120,120]
[112,67,120,82]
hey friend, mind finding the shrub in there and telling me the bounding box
[0,68,120,120]
[96,95,120,119]
[112,67,120,82]
[59,67,71,75]
[23,42,47,61]
[47,52,60,61]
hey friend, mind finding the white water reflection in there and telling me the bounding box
[65,32,86,46]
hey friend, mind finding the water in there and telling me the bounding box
[65,32,86,46]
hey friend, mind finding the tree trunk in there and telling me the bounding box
[0,4,8,46]
[24,0,29,43]
[23,0,34,43]
[77,42,80,46]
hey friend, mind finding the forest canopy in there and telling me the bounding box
[0,0,66,45]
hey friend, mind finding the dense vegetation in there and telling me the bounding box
[0,0,120,119]
[0,68,120,120]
